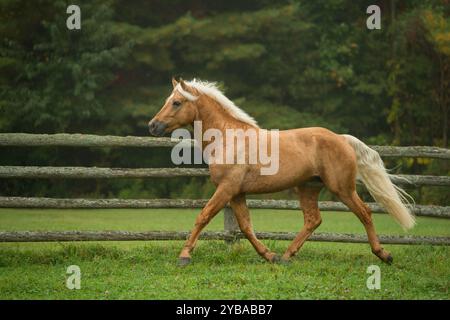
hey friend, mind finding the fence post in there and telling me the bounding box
[224,206,240,244]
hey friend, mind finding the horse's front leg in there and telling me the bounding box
[178,184,233,266]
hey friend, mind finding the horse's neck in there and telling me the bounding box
[194,96,258,148]
[195,96,255,133]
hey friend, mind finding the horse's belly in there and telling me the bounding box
[241,165,313,194]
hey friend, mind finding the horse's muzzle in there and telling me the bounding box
[148,120,168,136]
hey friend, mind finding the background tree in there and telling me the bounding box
[0,0,448,204]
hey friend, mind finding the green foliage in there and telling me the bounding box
[0,0,132,133]
[0,0,448,203]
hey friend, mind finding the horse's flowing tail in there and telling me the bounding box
[342,134,415,230]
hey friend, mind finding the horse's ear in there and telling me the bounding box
[179,78,190,92]
[179,78,198,99]
[171,77,178,88]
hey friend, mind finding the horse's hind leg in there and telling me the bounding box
[229,194,278,262]
[282,186,322,261]
[338,190,393,264]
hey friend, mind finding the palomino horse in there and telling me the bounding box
[148,78,415,266]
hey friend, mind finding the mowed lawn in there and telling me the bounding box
[0,208,448,299]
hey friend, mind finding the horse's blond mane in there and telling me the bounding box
[178,79,259,128]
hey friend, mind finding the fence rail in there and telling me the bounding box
[0,133,449,245]
[0,230,448,245]
[1,197,448,218]
[1,133,449,159]
[0,166,448,187]
[0,133,181,148]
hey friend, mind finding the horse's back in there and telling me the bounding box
[281,126,342,141]
[279,126,351,159]
[279,126,357,181]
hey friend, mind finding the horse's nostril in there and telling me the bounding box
[148,121,156,133]
[148,120,167,136]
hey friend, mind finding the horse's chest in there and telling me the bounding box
[208,164,245,186]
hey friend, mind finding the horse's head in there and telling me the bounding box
[148,78,199,136]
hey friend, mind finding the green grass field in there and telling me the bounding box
[0,208,449,299]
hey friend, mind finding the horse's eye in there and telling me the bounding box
[172,101,182,108]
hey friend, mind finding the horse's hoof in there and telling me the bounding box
[178,257,191,267]
[269,254,286,264]
[277,257,291,265]
[385,254,393,265]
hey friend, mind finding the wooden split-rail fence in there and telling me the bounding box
[0,133,449,245]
